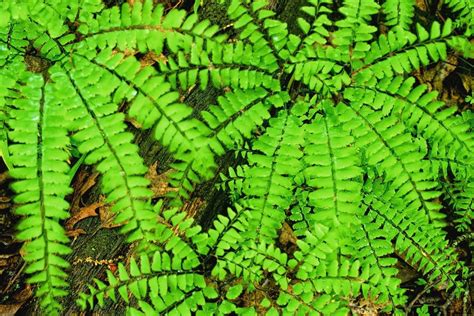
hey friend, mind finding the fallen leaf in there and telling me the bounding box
[70,170,99,214]
[0,303,23,316]
[65,201,102,234]
[146,162,178,198]
[98,198,122,229]
[279,222,297,246]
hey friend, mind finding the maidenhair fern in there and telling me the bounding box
[1,0,472,315]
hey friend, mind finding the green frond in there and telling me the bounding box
[303,105,363,230]
[364,179,465,291]
[442,179,474,233]
[292,221,406,313]
[238,110,304,242]
[0,23,30,67]
[382,0,415,31]
[203,88,279,154]
[75,1,226,54]
[338,101,445,225]
[348,76,473,175]
[226,0,284,69]
[444,0,474,35]
[6,67,72,315]
[297,0,333,46]
[157,41,279,91]
[352,221,407,311]
[77,252,206,313]
[54,61,157,247]
[357,21,454,79]
[0,0,78,37]
[333,0,379,64]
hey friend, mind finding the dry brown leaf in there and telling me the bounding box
[0,303,23,316]
[279,222,297,246]
[70,170,99,214]
[98,198,122,229]
[0,285,32,315]
[65,201,102,234]
[146,162,178,198]
[139,51,165,68]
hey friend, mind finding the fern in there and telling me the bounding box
[1,0,473,314]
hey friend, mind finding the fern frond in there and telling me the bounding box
[338,101,445,225]
[382,0,415,31]
[357,21,454,79]
[353,220,407,311]
[444,0,474,35]
[238,110,304,242]
[442,179,474,233]
[364,179,464,291]
[0,23,30,67]
[55,61,157,247]
[348,76,473,174]
[77,253,207,313]
[156,41,279,91]
[76,1,226,55]
[297,0,333,46]
[226,0,284,69]
[303,104,363,231]
[7,67,72,315]
[333,0,379,64]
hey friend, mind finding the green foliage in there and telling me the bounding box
[1,0,472,315]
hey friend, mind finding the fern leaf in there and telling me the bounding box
[357,21,455,78]
[76,1,226,54]
[348,76,473,176]
[442,179,474,233]
[364,179,465,290]
[7,68,72,315]
[297,0,333,46]
[338,101,445,225]
[444,0,474,35]
[239,110,304,242]
[333,0,379,64]
[55,61,157,248]
[227,0,284,69]
[303,104,363,231]
[382,0,415,31]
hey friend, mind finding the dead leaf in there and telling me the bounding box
[279,222,297,246]
[0,285,32,315]
[65,201,102,234]
[0,303,23,316]
[13,285,33,302]
[182,198,205,219]
[146,162,178,198]
[98,197,122,229]
[70,170,99,214]
[139,51,165,68]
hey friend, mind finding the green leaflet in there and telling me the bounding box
[1,0,472,314]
